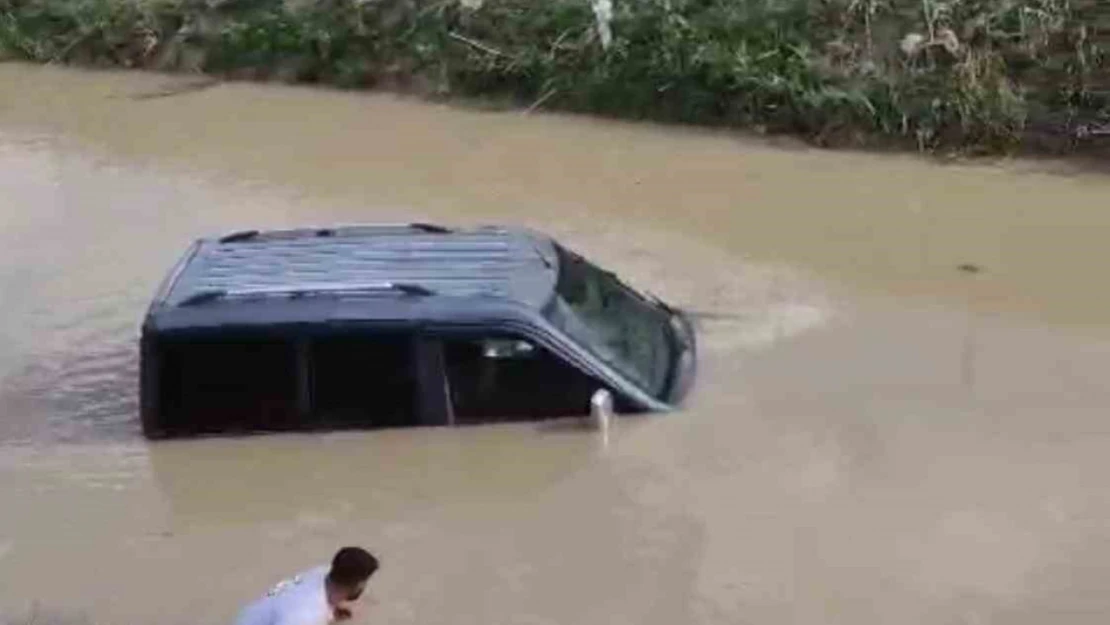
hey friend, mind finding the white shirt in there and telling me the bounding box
[235,565,333,625]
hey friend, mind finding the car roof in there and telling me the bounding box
[147,224,562,330]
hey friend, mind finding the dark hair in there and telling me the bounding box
[328,546,379,587]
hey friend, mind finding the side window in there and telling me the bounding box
[310,333,418,429]
[441,336,602,424]
[154,331,421,435]
[157,335,300,434]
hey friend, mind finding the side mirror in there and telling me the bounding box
[589,388,614,429]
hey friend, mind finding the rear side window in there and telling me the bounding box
[311,334,418,428]
[152,331,420,435]
[441,336,603,423]
[157,335,300,434]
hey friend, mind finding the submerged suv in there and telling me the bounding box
[139,224,697,438]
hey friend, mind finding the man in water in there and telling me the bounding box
[235,546,380,625]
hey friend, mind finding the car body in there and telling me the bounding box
[139,223,697,438]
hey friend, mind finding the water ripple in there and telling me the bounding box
[0,330,140,444]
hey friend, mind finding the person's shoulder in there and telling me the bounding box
[269,565,330,621]
[271,600,331,625]
[270,612,320,625]
[270,565,328,594]
[233,598,274,625]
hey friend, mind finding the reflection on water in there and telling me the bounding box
[1,63,1109,625]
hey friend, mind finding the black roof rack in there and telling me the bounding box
[218,229,260,243]
[176,281,436,307]
[153,224,560,314]
[408,222,452,233]
[217,223,451,243]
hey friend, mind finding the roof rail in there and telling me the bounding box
[409,222,452,234]
[217,224,451,243]
[176,282,435,307]
[218,230,260,243]
[177,290,227,307]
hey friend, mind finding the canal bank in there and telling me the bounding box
[2,0,1109,155]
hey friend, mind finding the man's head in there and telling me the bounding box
[325,546,379,621]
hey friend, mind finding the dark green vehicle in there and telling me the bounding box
[139,223,697,438]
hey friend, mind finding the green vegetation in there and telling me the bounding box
[2,0,1107,153]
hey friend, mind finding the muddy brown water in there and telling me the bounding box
[1,63,1109,624]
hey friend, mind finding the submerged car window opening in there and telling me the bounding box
[154,330,420,435]
[153,329,607,435]
[545,244,675,400]
[441,335,602,423]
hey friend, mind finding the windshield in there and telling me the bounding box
[544,245,675,399]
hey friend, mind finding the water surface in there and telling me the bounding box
[1,63,1108,625]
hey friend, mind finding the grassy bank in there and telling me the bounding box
[2,0,1108,154]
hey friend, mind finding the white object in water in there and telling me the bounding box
[589,388,614,431]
